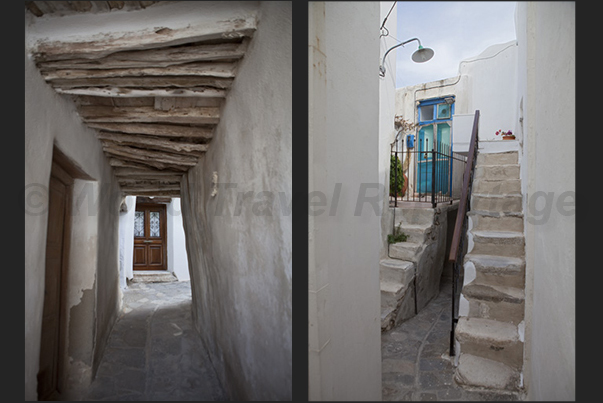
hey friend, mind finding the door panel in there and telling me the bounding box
[38,176,67,400]
[133,203,167,271]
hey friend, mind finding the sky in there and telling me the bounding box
[392,2,517,88]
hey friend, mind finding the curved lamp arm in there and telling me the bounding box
[379,37,422,77]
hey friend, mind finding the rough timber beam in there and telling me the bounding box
[36,41,249,70]
[109,158,190,172]
[87,122,213,140]
[97,131,209,154]
[55,87,226,98]
[40,62,238,80]
[79,106,220,125]
[31,18,256,62]
[102,143,199,165]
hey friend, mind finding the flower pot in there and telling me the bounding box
[502,135,516,140]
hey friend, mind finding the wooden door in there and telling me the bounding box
[38,169,71,400]
[133,203,167,271]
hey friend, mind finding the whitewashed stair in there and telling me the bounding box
[454,150,526,392]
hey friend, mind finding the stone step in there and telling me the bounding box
[474,164,520,181]
[471,194,522,214]
[379,259,414,286]
[470,230,525,258]
[455,353,521,392]
[381,279,405,311]
[476,151,518,166]
[462,282,525,325]
[473,178,521,195]
[468,210,523,233]
[388,241,423,262]
[464,254,525,288]
[455,317,523,370]
[397,223,434,244]
[131,271,177,283]
[393,207,434,226]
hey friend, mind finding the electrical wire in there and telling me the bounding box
[380,1,397,37]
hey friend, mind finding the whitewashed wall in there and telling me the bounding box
[180,2,291,400]
[25,31,122,399]
[309,2,382,400]
[118,196,136,289]
[516,2,575,400]
[167,198,189,281]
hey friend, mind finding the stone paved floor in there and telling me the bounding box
[381,269,520,401]
[83,280,227,401]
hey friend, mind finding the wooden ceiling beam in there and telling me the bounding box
[122,189,182,197]
[79,106,220,125]
[98,131,208,154]
[87,122,213,139]
[113,167,185,177]
[109,158,189,172]
[50,76,233,90]
[102,143,199,165]
[57,86,226,98]
[36,41,249,70]
[41,62,238,80]
[32,21,255,62]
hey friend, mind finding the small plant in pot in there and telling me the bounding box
[496,129,516,140]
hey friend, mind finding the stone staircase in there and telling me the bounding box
[454,150,526,392]
[381,206,448,331]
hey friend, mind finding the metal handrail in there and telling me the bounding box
[448,110,480,356]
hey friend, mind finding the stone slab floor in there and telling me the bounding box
[381,266,521,401]
[83,281,227,401]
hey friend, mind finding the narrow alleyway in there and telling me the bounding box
[381,265,520,401]
[83,280,227,401]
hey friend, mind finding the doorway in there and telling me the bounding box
[133,203,167,271]
[38,161,72,400]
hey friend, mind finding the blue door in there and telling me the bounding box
[416,98,454,195]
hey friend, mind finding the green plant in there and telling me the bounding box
[389,155,404,197]
[387,224,408,244]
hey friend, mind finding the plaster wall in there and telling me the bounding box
[308,2,382,400]
[180,2,291,400]
[118,196,136,289]
[395,40,517,152]
[379,3,399,259]
[167,198,190,281]
[516,2,575,400]
[25,40,121,400]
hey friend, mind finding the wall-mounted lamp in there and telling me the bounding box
[379,37,434,77]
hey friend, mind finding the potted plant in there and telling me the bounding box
[496,129,516,140]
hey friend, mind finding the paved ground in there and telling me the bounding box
[83,280,227,401]
[381,268,520,401]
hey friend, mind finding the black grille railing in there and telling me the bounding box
[390,136,467,209]
[448,110,480,357]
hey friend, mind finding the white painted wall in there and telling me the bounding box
[379,2,399,258]
[167,198,190,281]
[180,2,291,400]
[118,196,136,289]
[516,2,575,400]
[25,23,122,399]
[308,2,382,400]
[395,39,518,153]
